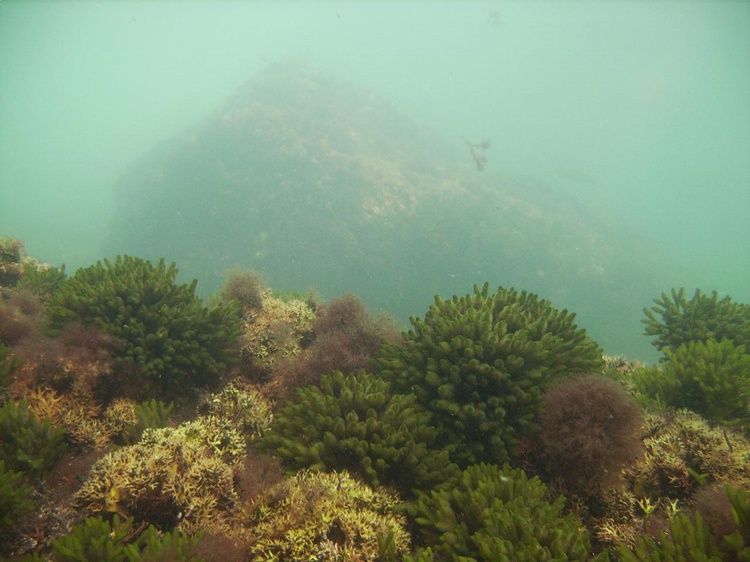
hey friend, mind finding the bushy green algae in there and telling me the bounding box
[633,338,750,427]
[643,287,750,352]
[374,282,603,466]
[409,463,602,561]
[46,255,242,399]
[261,369,457,498]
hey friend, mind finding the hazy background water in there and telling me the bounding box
[1,2,748,362]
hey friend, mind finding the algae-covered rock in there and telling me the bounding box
[374,282,603,466]
[105,60,679,361]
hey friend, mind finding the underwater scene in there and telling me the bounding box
[1,3,749,561]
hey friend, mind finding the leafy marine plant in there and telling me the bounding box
[119,398,174,445]
[374,283,603,466]
[0,399,67,479]
[724,485,750,560]
[633,338,750,427]
[618,511,723,562]
[260,370,457,497]
[50,514,205,562]
[46,256,243,399]
[409,463,602,561]
[0,460,35,533]
[643,288,750,352]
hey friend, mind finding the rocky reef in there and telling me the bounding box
[105,60,682,361]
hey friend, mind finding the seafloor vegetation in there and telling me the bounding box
[1,235,749,561]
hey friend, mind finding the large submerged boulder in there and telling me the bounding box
[106,60,674,359]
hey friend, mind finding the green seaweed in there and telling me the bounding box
[46,255,243,398]
[0,399,67,479]
[120,399,174,445]
[17,263,67,298]
[261,370,458,497]
[0,460,35,533]
[643,288,750,352]
[374,282,603,466]
[409,463,602,561]
[633,338,750,427]
[0,343,22,399]
[51,514,205,562]
[724,485,750,560]
[619,511,722,562]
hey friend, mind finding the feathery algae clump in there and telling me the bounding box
[643,288,750,352]
[374,282,603,466]
[46,256,242,398]
[633,338,750,427]
[409,463,599,561]
[261,369,457,497]
[539,374,642,489]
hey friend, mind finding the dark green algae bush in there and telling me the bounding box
[45,255,242,400]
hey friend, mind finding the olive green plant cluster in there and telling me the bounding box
[374,282,603,466]
[48,514,205,562]
[725,485,750,559]
[409,463,602,561]
[119,398,174,445]
[620,511,721,562]
[246,469,409,561]
[0,399,67,480]
[0,460,35,533]
[46,256,243,398]
[633,338,750,427]
[619,486,749,561]
[643,288,750,352]
[261,370,458,497]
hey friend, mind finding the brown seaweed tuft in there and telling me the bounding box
[540,374,642,489]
